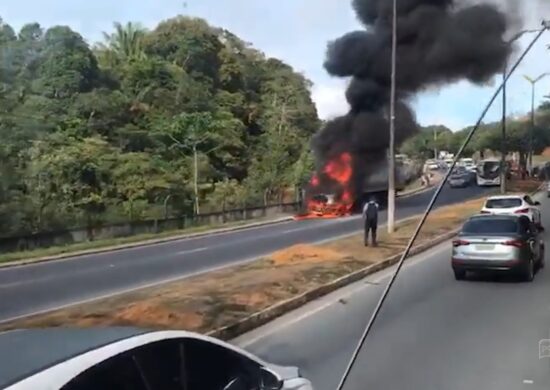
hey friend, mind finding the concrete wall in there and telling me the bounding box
[0,202,300,254]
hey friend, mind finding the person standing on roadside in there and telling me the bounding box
[363,197,379,247]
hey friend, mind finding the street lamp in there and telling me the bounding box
[501,29,539,194]
[523,72,550,173]
[387,0,397,234]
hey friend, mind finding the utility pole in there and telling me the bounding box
[387,0,397,234]
[501,67,507,193]
[433,128,438,160]
[523,72,550,174]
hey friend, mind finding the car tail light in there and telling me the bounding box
[453,239,470,247]
[502,240,525,248]
[515,208,529,214]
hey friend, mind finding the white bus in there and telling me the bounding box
[476,159,501,186]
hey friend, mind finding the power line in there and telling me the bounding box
[335,23,548,390]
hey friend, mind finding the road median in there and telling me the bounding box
[0,179,541,334]
[0,195,488,334]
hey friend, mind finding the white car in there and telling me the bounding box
[461,159,477,173]
[481,194,543,228]
[2,328,313,390]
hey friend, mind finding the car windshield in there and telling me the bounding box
[485,198,522,209]
[462,218,518,234]
[1,2,549,390]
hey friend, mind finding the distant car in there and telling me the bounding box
[452,214,545,281]
[449,169,469,188]
[449,167,475,188]
[1,328,313,390]
[425,160,439,171]
[481,194,543,228]
[460,158,476,173]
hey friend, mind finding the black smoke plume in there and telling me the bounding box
[311,0,511,201]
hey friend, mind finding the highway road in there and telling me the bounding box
[239,192,550,390]
[0,185,492,322]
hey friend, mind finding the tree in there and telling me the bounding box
[97,22,147,67]
[0,15,320,238]
[154,111,243,214]
[31,26,100,98]
[111,153,173,220]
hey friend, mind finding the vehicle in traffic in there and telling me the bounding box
[425,159,439,171]
[481,194,543,228]
[448,166,474,188]
[452,214,545,281]
[476,158,501,186]
[459,158,476,172]
[1,328,313,390]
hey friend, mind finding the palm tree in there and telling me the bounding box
[96,22,147,66]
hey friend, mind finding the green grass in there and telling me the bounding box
[0,217,282,265]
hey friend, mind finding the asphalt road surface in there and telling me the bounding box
[0,185,492,322]
[239,191,550,390]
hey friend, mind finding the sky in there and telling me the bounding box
[1,0,550,131]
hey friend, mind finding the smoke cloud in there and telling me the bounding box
[311,0,512,201]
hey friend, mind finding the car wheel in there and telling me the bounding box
[523,258,535,282]
[454,269,466,281]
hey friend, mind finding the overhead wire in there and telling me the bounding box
[335,23,549,390]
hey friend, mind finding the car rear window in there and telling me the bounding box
[462,218,518,234]
[485,198,522,209]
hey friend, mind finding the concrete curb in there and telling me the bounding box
[0,216,294,269]
[207,228,460,341]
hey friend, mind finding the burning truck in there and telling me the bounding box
[298,152,415,219]
[300,0,513,220]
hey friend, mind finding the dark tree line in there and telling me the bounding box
[0,16,320,236]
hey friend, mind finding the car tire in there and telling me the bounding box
[454,269,466,281]
[523,258,535,282]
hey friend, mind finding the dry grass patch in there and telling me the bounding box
[0,196,490,334]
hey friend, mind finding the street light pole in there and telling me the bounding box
[523,72,550,174]
[501,46,511,192]
[387,0,397,234]
[501,29,538,194]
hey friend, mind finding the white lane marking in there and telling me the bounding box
[237,240,451,347]
[0,220,299,270]
[523,379,534,384]
[176,247,208,255]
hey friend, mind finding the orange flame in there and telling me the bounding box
[294,152,354,220]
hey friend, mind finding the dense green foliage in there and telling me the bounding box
[401,109,550,162]
[0,16,320,236]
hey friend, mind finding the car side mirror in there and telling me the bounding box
[260,367,283,390]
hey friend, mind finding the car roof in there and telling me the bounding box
[485,194,527,200]
[0,327,151,389]
[470,213,521,219]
